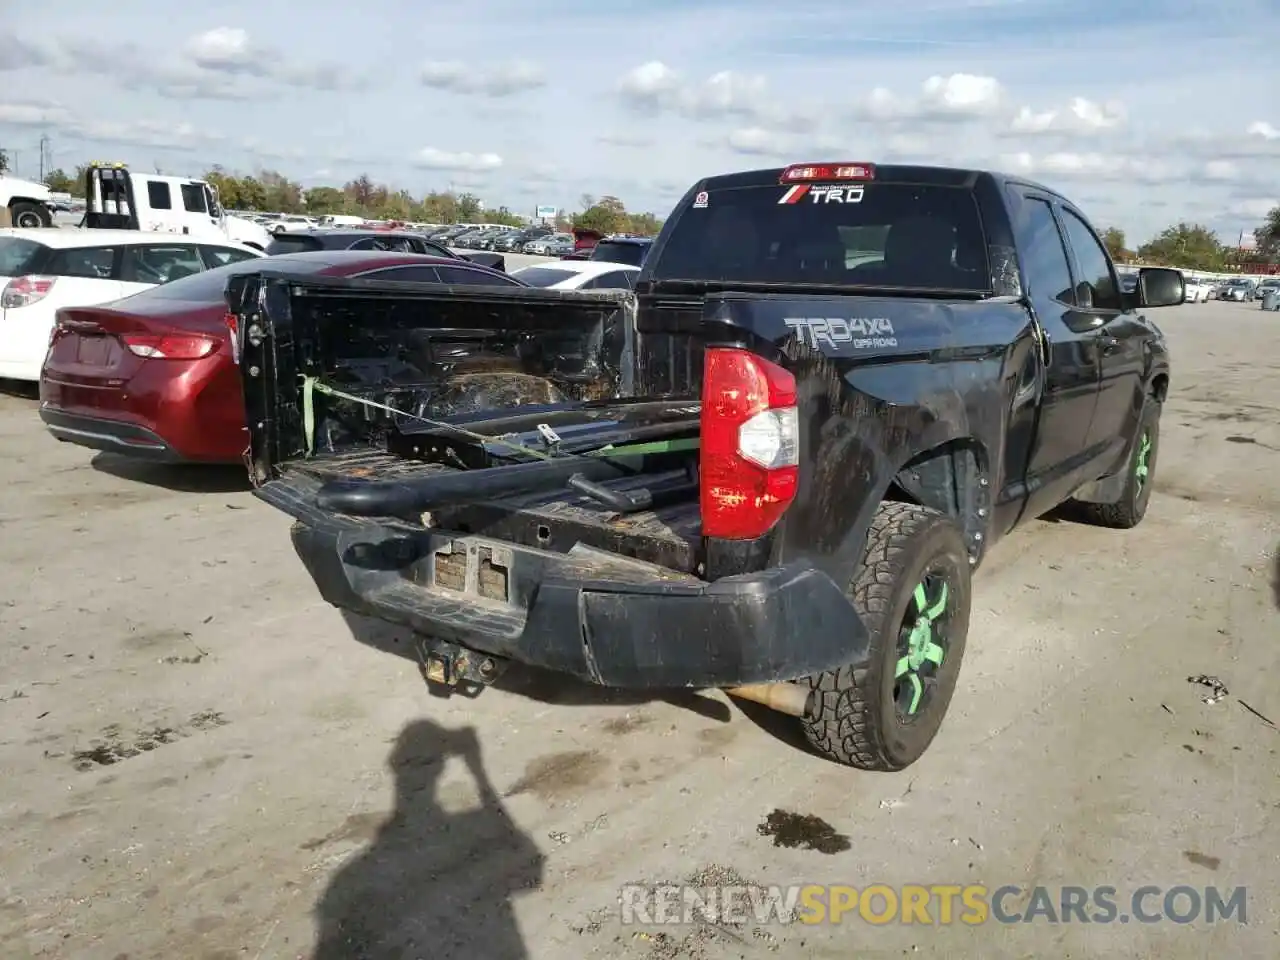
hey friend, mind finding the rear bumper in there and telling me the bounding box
[262,480,870,689]
[39,407,184,462]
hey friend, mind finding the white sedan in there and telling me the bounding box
[509,260,640,290]
[0,229,262,381]
[1182,277,1212,303]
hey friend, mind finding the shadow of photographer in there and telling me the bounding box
[313,717,543,959]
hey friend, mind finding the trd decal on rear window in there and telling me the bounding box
[779,185,865,205]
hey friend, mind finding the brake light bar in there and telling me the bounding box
[780,162,875,183]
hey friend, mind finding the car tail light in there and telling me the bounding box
[780,162,875,183]
[121,333,218,360]
[1,275,57,309]
[700,348,800,540]
[224,311,240,364]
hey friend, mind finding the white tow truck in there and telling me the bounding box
[0,175,56,228]
[81,162,271,250]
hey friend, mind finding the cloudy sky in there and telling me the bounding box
[1,0,1276,244]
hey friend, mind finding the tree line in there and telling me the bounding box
[9,149,1279,264]
[34,161,665,236]
[1101,220,1280,272]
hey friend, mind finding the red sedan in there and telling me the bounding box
[39,251,525,463]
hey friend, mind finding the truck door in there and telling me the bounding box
[1056,206,1147,465]
[1005,190,1104,518]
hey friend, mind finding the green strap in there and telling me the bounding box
[297,375,699,463]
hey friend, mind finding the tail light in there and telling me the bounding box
[700,348,800,540]
[121,333,218,360]
[1,275,57,309]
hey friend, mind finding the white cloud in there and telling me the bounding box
[1247,121,1279,140]
[414,148,504,172]
[420,61,545,97]
[1009,97,1126,135]
[852,74,1005,123]
[619,62,771,121]
[185,27,254,71]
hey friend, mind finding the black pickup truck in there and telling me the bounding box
[232,162,1180,771]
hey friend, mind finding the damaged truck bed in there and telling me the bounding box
[232,275,853,694]
[234,161,1178,771]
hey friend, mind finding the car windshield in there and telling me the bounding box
[512,266,582,287]
[649,180,991,291]
[0,237,44,276]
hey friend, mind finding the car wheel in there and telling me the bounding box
[10,201,52,228]
[1078,397,1161,529]
[802,502,972,771]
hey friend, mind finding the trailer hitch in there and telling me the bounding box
[416,637,509,697]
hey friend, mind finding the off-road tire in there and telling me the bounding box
[801,502,972,771]
[1077,398,1161,529]
[10,201,52,229]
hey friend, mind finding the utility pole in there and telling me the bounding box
[39,134,50,181]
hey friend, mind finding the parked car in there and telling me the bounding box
[1258,279,1280,311]
[231,160,1180,772]
[264,227,504,271]
[510,260,640,290]
[523,233,573,256]
[0,229,262,382]
[38,251,525,463]
[1218,278,1256,301]
[1182,276,1212,303]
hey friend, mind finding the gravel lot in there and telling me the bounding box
[1,300,1277,960]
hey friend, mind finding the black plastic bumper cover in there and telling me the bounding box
[276,491,871,689]
[40,407,180,462]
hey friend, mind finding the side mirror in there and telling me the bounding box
[1136,267,1184,308]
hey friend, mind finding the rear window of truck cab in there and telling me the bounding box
[649,180,990,291]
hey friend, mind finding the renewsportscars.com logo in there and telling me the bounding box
[618,883,1248,927]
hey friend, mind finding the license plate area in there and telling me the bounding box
[75,336,119,366]
[431,538,512,603]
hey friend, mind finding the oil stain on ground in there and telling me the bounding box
[69,711,229,771]
[504,749,605,801]
[757,809,851,854]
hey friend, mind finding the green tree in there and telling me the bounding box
[0,149,8,174]
[1254,205,1280,262]
[43,169,76,193]
[574,195,628,234]
[1136,223,1227,271]
[1100,227,1128,262]
[304,186,347,215]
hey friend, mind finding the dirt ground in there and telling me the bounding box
[1,299,1277,960]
